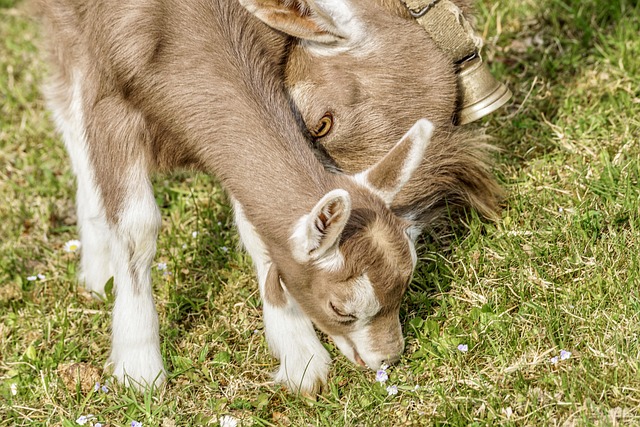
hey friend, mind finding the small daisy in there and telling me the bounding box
[27,275,37,281]
[64,239,82,253]
[10,383,17,396]
[457,344,469,352]
[219,415,238,427]
[157,262,167,271]
[560,350,572,360]
[386,385,398,396]
[375,369,388,384]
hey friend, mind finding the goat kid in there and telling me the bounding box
[39,0,434,394]
[243,0,503,230]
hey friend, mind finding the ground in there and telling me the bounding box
[1,0,639,425]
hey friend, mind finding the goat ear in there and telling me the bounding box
[239,0,350,44]
[290,189,351,263]
[355,119,434,206]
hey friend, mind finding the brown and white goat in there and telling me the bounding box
[39,0,435,394]
[245,0,502,229]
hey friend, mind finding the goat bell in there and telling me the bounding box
[455,54,512,125]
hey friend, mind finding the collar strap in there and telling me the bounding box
[400,0,483,64]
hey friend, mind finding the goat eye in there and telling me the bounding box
[309,112,333,139]
[329,301,356,322]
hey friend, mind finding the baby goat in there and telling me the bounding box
[38,0,434,394]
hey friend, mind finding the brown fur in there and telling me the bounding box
[285,0,502,228]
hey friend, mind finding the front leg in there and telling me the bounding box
[233,200,330,395]
[263,293,331,395]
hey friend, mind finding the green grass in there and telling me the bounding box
[1,0,639,425]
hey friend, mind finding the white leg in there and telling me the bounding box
[76,178,113,296]
[47,74,112,296]
[106,164,165,389]
[263,298,331,394]
[233,200,330,394]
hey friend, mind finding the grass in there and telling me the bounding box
[1,0,639,425]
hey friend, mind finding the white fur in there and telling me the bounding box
[302,0,378,57]
[348,325,384,369]
[337,320,403,370]
[46,71,113,295]
[406,224,421,269]
[344,274,380,319]
[107,162,164,388]
[354,119,434,206]
[234,199,331,393]
[314,248,345,273]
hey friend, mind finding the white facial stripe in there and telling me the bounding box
[344,274,380,319]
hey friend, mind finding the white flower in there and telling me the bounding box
[192,231,198,238]
[27,276,37,281]
[457,344,468,352]
[37,273,46,280]
[64,239,82,253]
[10,383,17,396]
[560,350,572,360]
[157,262,167,271]
[219,415,238,427]
[550,356,559,364]
[386,385,398,396]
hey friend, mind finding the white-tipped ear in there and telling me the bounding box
[290,189,351,263]
[355,118,434,206]
[239,0,354,44]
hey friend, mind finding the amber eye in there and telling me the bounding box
[309,112,333,139]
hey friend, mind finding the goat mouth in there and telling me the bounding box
[353,348,367,367]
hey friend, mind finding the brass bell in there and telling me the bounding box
[455,54,512,125]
